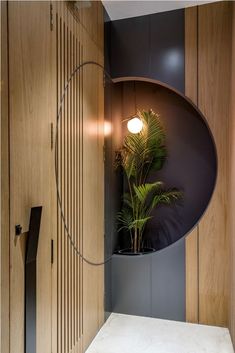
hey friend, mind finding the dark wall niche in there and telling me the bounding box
[115,79,217,251]
[108,78,217,321]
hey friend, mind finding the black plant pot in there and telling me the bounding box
[116,247,156,256]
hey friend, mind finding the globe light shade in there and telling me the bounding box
[127,117,143,134]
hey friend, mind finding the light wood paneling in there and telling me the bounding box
[8,2,53,353]
[51,2,57,352]
[54,2,104,352]
[185,2,233,327]
[1,2,10,353]
[55,3,82,352]
[82,26,104,351]
[229,3,235,346]
[185,6,199,324]
[4,1,104,352]
[198,2,232,327]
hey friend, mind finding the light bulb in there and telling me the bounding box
[127,117,143,134]
[104,121,112,136]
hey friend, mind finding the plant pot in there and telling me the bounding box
[116,247,156,256]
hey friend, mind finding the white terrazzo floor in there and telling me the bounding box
[85,313,234,353]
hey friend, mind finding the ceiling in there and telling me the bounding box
[102,0,220,21]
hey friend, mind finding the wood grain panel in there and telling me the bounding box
[1,2,10,353]
[185,6,199,324]
[51,2,58,352]
[198,2,232,327]
[55,3,82,352]
[82,26,105,350]
[8,2,53,353]
[186,227,199,323]
[229,2,235,346]
[54,2,104,352]
[4,2,104,352]
[185,2,234,327]
[67,1,103,51]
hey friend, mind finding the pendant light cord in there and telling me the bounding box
[134,81,137,115]
[55,61,113,266]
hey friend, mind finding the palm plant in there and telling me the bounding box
[116,109,182,253]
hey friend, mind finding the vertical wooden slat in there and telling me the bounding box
[71,26,75,353]
[62,7,66,353]
[50,2,58,353]
[229,3,235,346]
[72,27,75,352]
[98,48,105,330]
[65,5,69,351]
[75,35,78,347]
[56,4,61,353]
[80,43,84,344]
[69,21,73,353]
[68,18,72,353]
[75,35,79,348]
[78,40,81,345]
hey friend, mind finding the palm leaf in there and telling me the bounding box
[122,192,133,208]
[133,182,163,204]
[149,189,182,213]
[130,217,152,230]
[117,207,133,232]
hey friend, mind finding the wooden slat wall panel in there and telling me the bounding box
[185,2,233,327]
[97,46,105,330]
[186,228,199,323]
[51,2,58,351]
[55,3,81,352]
[8,2,53,353]
[185,6,199,324]
[82,26,104,350]
[1,2,10,353]
[55,2,104,352]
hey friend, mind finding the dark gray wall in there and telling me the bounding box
[109,9,185,92]
[104,9,187,321]
[112,238,185,321]
[104,82,123,318]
